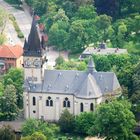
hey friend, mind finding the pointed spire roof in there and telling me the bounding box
[87,56,96,73]
[23,38,28,50]
[23,16,42,57]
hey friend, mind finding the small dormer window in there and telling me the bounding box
[65,85,69,91]
[47,84,52,90]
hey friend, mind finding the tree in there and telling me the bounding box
[95,14,112,41]
[30,132,46,140]
[76,5,96,19]
[32,0,48,15]
[75,112,95,135]
[0,84,19,120]
[0,82,4,96]
[0,7,8,34]
[48,20,69,50]
[67,20,87,53]
[3,68,23,108]
[22,119,59,140]
[0,34,6,45]
[88,100,138,140]
[130,62,140,117]
[53,9,69,22]
[59,109,75,133]
[21,136,31,140]
[93,55,111,71]
[55,56,64,66]
[94,0,119,18]
[0,125,16,140]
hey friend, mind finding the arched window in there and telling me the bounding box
[90,103,94,111]
[67,101,70,107]
[33,97,36,106]
[63,97,70,108]
[46,100,49,106]
[50,100,53,106]
[46,96,53,107]
[80,103,84,112]
[63,101,66,107]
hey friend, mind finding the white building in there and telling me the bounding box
[23,18,121,121]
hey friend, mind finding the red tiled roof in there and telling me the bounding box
[0,44,23,58]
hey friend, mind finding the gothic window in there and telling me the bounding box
[63,97,70,108]
[80,103,84,112]
[46,96,53,107]
[33,97,36,106]
[90,103,94,111]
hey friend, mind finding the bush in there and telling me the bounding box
[18,31,24,38]
[55,56,64,66]
[75,112,95,135]
[59,109,75,133]
[0,125,16,140]
[9,14,24,39]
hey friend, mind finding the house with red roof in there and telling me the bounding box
[0,44,23,73]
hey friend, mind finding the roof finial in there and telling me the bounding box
[87,56,96,74]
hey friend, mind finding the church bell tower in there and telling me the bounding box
[23,16,44,84]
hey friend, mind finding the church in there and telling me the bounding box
[23,17,121,121]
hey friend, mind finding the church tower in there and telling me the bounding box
[23,17,44,84]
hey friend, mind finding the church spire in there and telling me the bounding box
[23,16,42,57]
[87,56,96,74]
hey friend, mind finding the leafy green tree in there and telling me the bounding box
[0,125,16,140]
[55,56,64,66]
[48,20,69,50]
[88,100,138,140]
[53,8,69,22]
[67,20,87,53]
[4,0,21,5]
[21,136,31,140]
[0,7,8,34]
[32,0,48,15]
[130,62,140,117]
[95,14,112,41]
[22,119,59,140]
[0,34,6,45]
[117,22,127,48]
[30,132,46,140]
[59,109,75,133]
[93,55,111,71]
[0,84,19,120]
[75,112,95,135]
[94,0,119,18]
[0,82,4,96]
[3,68,23,108]
[61,0,77,18]
[76,5,96,19]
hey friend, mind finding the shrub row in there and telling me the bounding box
[9,14,24,39]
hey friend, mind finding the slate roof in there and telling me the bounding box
[26,69,121,99]
[23,16,43,57]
